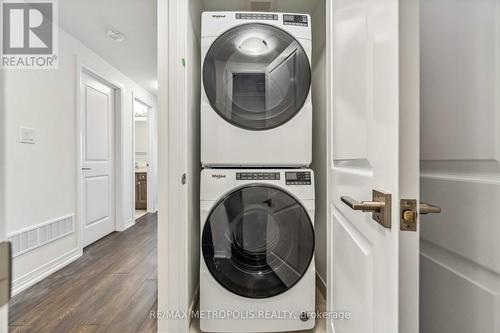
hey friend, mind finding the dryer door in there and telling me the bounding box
[203,23,311,131]
[202,185,314,299]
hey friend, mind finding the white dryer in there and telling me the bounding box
[201,12,312,167]
[200,169,316,332]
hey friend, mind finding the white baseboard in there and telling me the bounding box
[118,218,135,232]
[12,247,82,296]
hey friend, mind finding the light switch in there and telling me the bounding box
[20,127,36,144]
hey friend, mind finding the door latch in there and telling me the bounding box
[400,199,418,231]
[400,200,442,231]
[0,241,12,307]
[341,190,392,228]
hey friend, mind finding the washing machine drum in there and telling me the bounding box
[202,185,314,299]
[203,23,311,131]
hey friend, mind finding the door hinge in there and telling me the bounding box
[181,173,187,185]
[0,241,12,307]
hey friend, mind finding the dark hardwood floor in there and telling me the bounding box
[9,213,158,333]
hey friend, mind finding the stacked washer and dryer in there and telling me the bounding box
[200,11,315,333]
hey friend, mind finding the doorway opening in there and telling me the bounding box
[134,97,158,221]
[134,99,149,220]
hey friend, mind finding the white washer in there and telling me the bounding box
[200,169,316,332]
[201,12,313,167]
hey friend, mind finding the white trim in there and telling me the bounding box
[421,172,500,185]
[325,1,334,333]
[117,218,135,232]
[11,248,82,296]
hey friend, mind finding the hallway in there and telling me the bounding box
[9,214,158,333]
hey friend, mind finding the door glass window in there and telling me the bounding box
[202,185,314,298]
[203,23,311,130]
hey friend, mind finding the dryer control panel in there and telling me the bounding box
[236,172,280,180]
[285,171,311,185]
[236,13,278,20]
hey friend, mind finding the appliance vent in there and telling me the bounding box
[246,0,275,12]
[8,215,74,257]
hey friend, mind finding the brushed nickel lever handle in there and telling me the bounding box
[419,203,441,215]
[341,190,392,228]
[341,196,385,212]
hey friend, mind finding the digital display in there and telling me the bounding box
[286,172,311,185]
[283,14,308,26]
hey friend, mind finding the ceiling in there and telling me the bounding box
[59,0,158,94]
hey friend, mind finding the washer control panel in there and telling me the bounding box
[236,172,280,181]
[285,171,311,185]
[283,14,309,27]
[236,13,278,21]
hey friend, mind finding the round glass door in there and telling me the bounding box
[202,185,314,299]
[203,23,311,130]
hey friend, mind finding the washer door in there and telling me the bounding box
[202,185,314,299]
[203,23,311,131]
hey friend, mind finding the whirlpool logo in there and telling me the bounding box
[212,14,226,18]
[211,174,226,179]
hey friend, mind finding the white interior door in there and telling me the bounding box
[81,72,115,248]
[326,0,420,332]
[420,0,500,332]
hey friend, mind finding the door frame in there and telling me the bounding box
[0,69,7,333]
[132,94,158,214]
[76,60,124,251]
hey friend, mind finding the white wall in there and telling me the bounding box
[4,25,157,293]
[311,0,327,287]
[135,120,149,165]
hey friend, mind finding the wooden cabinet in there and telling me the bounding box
[135,172,147,210]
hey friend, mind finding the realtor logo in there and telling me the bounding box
[1,0,58,69]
